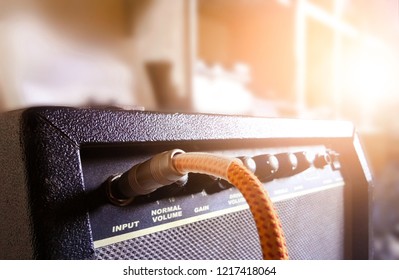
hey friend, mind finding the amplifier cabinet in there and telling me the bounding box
[0,107,373,259]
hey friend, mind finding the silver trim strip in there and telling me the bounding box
[93,182,345,248]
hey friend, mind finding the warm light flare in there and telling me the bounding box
[343,43,398,105]
[345,47,398,102]
[333,38,399,128]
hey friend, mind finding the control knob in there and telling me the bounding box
[252,154,279,182]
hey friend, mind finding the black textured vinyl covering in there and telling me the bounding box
[95,186,345,260]
[0,111,34,259]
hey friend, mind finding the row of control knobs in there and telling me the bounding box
[112,150,338,201]
[185,150,338,194]
[239,151,334,182]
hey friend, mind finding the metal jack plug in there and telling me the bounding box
[106,149,187,206]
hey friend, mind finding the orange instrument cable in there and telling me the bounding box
[172,152,289,260]
[107,149,289,260]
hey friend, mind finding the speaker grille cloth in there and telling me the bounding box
[95,186,345,259]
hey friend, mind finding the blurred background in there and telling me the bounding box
[0,0,399,259]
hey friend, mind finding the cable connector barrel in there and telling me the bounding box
[108,149,187,204]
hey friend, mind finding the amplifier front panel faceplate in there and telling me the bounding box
[81,144,346,259]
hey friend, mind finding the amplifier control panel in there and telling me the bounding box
[81,144,344,249]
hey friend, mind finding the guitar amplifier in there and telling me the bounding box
[0,107,373,259]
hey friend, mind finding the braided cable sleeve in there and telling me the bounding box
[227,161,289,260]
[173,153,289,260]
[173,153,237,180]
